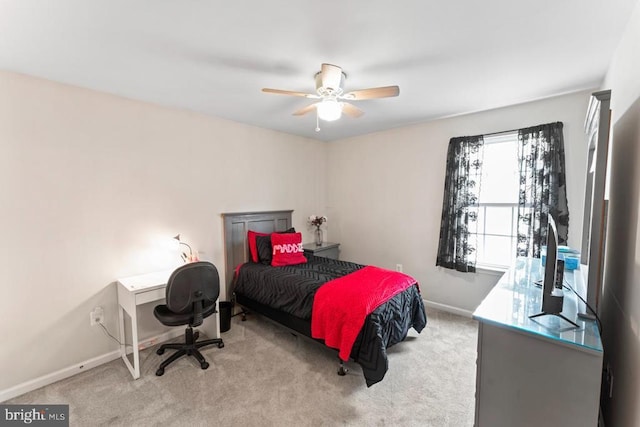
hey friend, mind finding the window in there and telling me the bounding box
[470,132,519,269]
[436,122,568,273]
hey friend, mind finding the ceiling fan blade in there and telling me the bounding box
[320,63,344,91]
[262,88,318,98]
[341,102,364,118]
[342,85,400,100]
[292,103,319,116]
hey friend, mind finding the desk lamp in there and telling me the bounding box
[173,234,193,262]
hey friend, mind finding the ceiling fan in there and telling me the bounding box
[262,63,399,130]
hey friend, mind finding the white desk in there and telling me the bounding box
[116,269,221,379]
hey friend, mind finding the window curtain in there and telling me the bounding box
[436,135,484,272]
[517,122,569,258]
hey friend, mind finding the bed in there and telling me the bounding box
[222,210,427,386]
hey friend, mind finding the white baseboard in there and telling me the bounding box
[0,350,120,403]
[424,299,474,318]
[137,329,183,351]
[0,329,183,403]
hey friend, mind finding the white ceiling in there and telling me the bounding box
[0,0,637,141]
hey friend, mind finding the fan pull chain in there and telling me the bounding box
[315,112,321,132]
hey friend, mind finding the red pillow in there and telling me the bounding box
[248,230,269,263]
[271,232,307,267]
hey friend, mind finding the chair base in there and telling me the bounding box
[155,327,224,376]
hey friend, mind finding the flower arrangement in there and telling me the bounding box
[309,215,327,246]
[309,215,327,228]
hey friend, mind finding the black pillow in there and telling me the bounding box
[256,235,273,265]
[256,228,295,265]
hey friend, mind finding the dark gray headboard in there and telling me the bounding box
[221,210,293,298]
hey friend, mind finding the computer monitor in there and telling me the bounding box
[530,214,578,328]
[541,215,560,313]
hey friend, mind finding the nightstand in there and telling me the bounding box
[303,242,340,260]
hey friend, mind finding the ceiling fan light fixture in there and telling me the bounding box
[262,63,399,128]
[317,99,342,121]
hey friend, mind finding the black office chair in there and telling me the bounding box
[153,261,224,376]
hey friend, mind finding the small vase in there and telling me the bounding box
[314,227,323,246]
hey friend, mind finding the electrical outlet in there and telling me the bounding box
[90,306,104,326]
[396,264,403,272]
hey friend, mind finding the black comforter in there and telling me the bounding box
[233,255,427,386]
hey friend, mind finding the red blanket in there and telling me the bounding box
[311,266,418,361]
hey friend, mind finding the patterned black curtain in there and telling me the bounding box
[436,135,484,272]
[517,122,569,258]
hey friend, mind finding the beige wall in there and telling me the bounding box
[0,71,326,394]
[327,90,592,313]
[600,1,640,425]
[0,66,609,399]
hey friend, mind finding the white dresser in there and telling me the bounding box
[473,257,603,427]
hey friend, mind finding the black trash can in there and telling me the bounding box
[219,301,233,333]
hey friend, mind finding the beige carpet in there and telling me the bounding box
[7,308,478,426]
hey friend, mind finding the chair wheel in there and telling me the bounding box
[201,362,209,370]
[218,342,225,348]
[156,348,165,355]
[156,368,164,376]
